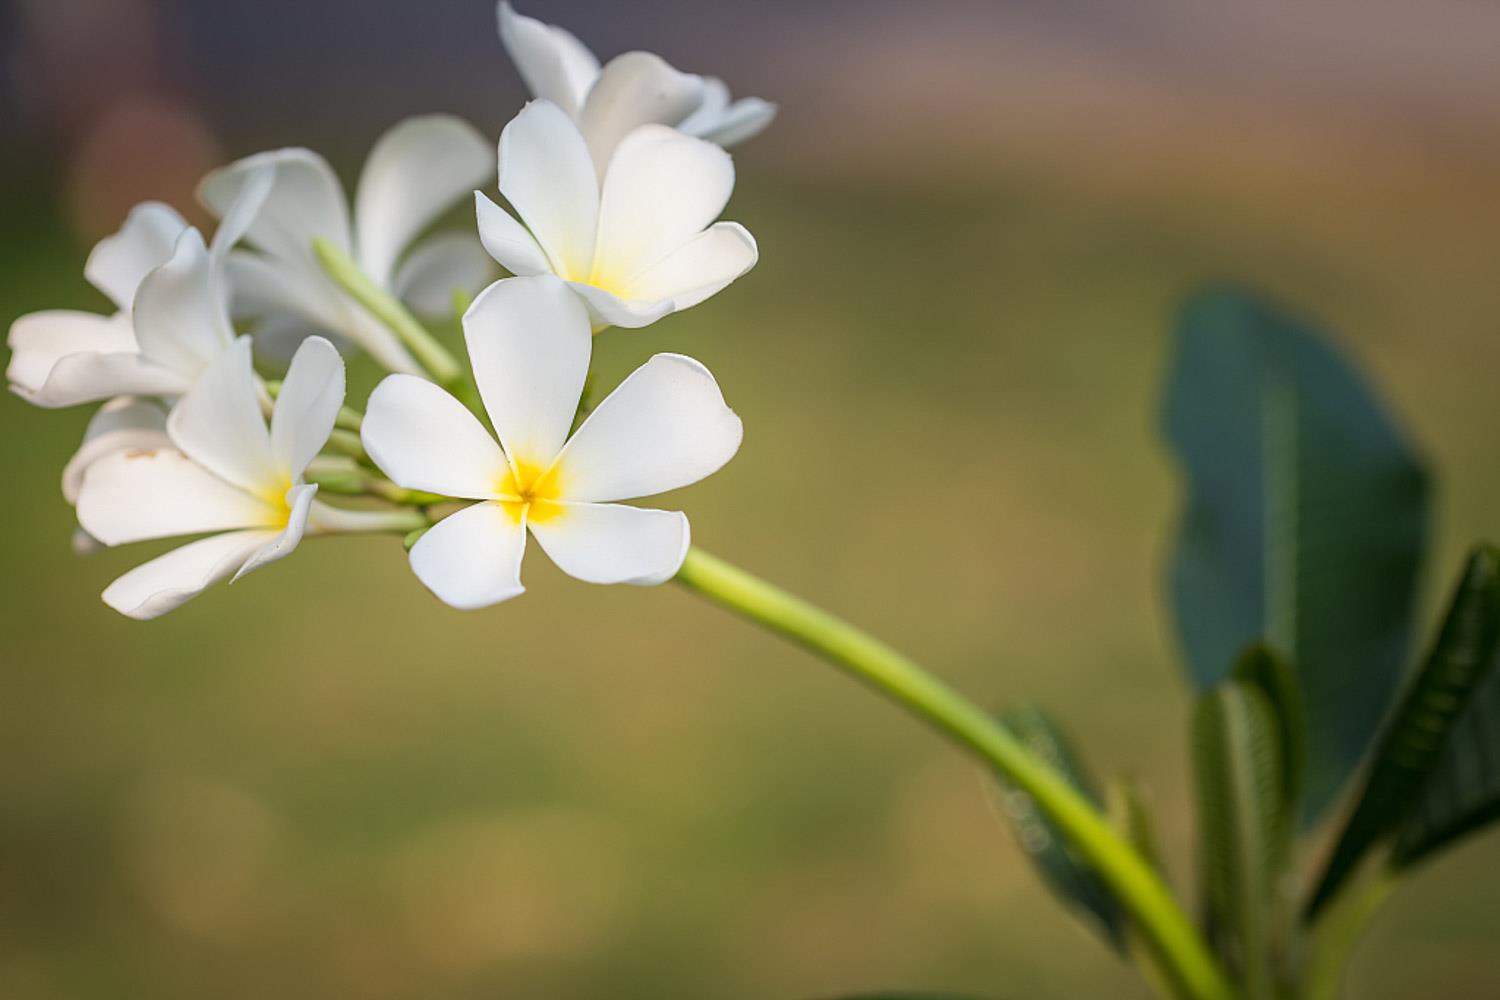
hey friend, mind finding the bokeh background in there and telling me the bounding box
[3,1,1499,997]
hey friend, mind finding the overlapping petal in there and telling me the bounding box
[497,100,600,279]
[62,398,169,505]
[269,336,344,481]
[84,202,189,312]
[554,353,742,503]
[409,500,527,609]
[76,449,282,546]
[497,1,600,118]
[232,482,319,581]
[101,529,281,620]
[354,115,494,287]
[199,147,351,264]
[529,502,689,584]
[577,52,704,176]
[131,229,235,378]
[5,311,157,406]
[166,337,279,494]
[362,374,511,499]
[474,192,551,278]
[621,221,758,309]
[464,276,590,468]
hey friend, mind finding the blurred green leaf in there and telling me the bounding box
[1391,563,1500,868]
[993,705,1125,950]
[1308,545,1500,915]
[1193,680,1283,999]
[1231,644,1307,846]
[1162,286,1430,821]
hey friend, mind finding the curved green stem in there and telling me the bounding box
[313,238,463,387]
[1302,868,1396,1000]
[674,547,1232,1000]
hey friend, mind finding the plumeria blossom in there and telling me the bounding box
[198,115,495,374]
[475,100,758,330]
[498,1,775,173]
[75,335,389,619]
[6,169,269,407]
[361,275,742,610]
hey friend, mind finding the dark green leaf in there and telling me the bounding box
[1162,286,1430,820]
[1393,562,1500,866]
[1308,545,1500,915]
[993,705,1125,950]
[1193,681,1283,999]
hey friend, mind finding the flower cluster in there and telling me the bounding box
[8,3,770,619]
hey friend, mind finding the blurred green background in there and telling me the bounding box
[3,1,1499,997]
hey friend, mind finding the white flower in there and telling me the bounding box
[498,1,775,173]
[76,336,349,619]
[6,171,269,408]
[360,275,742,610]
[199,115,495,374]
[63,397,172,554]
[475,100,758,330]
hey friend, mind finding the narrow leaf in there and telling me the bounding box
[1162,286,1430,820]
[993,705,1125,950]
[1231,644,1307,846]
[1193,681,1283,999]
[1308,545,1500,915]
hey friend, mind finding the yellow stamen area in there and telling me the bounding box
[253,476,295,527]
[497,457,565,525]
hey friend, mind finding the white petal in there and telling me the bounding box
[208,161,275,260]
[361,374,509,499]
[497,1,600,117]
[166,337,279,493]
[76,449,281,546]
[562,282,672,331]
[270,336,344,480]
[687,97,777,147]
[231,482,318,581]
[554,353,742,502]
[530,502,688,584]
[5,310,168,407]
[131,228,235,378]
[621,221,757,309]
[102,529,279,620]
[409,500,527,609]
[577,52,705,177]
[62,398,169,504]
[354,115,494,288]
[463,275,590,468]
[199,148,351,265]
[676,76,731,135]
[395,232,498,315]
[474,192,551,277]
[497,100,600,280]
[591,125,734,287]
[223,250,345,329]
[84,202,189,312]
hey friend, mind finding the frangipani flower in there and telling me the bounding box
[76,335,357,619]
[8,227,242,408]
[199,115,495,373]
[475,100,758,330]
[6,171,268,407]
[498,1,775,173]
[361,275,742,610]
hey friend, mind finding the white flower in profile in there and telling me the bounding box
[498,1,775,173]
[76,336,351,619]
[361,275,742,610]
[475,100,758,331]
[6,170,269,408]
[199,115,495,374]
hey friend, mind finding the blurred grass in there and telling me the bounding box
[1,159,1498,1000]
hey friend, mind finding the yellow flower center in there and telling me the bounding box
[497,457,564,525]
[254,475,295,527]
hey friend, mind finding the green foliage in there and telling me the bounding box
[1392,571,1500,867]
[1162,286,1430,820]
[993,705,1125,950]
[1308,546,1500,915]
[1231,644,1307,844]
[1192,680,1284,999]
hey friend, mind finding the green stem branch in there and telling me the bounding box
[674,546,1231,1000]
[1302,868,1396,1000]
[313,238,463,387]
